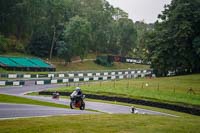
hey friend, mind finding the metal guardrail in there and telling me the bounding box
[0,69,152,79]
[0,69,153,86]
[0,80,24,86]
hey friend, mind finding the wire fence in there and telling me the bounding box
[66,79,200,96]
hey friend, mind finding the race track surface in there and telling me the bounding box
[0,84,177,119]
[0,103,98,119]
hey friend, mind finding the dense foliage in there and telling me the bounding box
[132,21,154,59]
[0,0,137,62]
[1,0,199,76]
[145,0,200,76]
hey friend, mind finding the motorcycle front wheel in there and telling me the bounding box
[80,101,85,110]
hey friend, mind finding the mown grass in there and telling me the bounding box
[0,94,69,109]
[0,113,199,133]
[55,60,149,71]
[47,74,200,107]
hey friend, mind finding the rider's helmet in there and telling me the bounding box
[75,87,81,91]
[75,87,82,96]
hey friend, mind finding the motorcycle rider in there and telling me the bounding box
[76,87,83,97]
[70,87,83,103]
[70,87,85,110]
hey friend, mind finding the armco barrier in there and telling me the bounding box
[0,80,25,86]
[0,69,153,86]
[34,72,151,85]
[0,69,153,79]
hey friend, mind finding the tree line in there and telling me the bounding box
[143,0,200,76]
[1,0,199,76]
[0,0,137,63]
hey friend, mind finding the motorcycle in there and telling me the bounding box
[52,92,59,99]
[70,92,85,110]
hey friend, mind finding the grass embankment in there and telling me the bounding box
[47,74,200,107]
[0,94,68,109]
[0,52,149,72]
[52,53,149,71]
[55,60,149,71]
[0,61,149,74]
[0,113,199,133]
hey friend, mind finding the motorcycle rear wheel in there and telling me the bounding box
[70,101,75,109]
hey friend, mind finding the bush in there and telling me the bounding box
[0,35,9,54]
[95,56,113,67]
[15,42,25,53]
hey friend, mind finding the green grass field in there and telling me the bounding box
[1,74,200,132]
[0,53,199,132]
[47,74,200,107]
[0,113,199,133]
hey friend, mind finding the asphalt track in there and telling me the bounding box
[0,103,98,119]
[0,84,177,119]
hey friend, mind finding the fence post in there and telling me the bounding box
[127,80,130,88]
[114,80,116,88]
[157,83,159,91]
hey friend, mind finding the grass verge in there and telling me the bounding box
[0,113,199,133]
[45,74,200,107]
[0,94,69,109]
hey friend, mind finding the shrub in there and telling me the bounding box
[0,35,9,54]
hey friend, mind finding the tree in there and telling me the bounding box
[0,35,9,54]
[132,21,154,59]
[116,18,137,56]
[145,0,200,76]
[28,28,51,57]
[78,0,114,54]
[0,0,139,60]
[0,0,30,39]
[64,16,91,61]
[56,41,73,65]
[45,0,67,60]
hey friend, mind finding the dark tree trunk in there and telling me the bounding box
[49,26,56,60]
